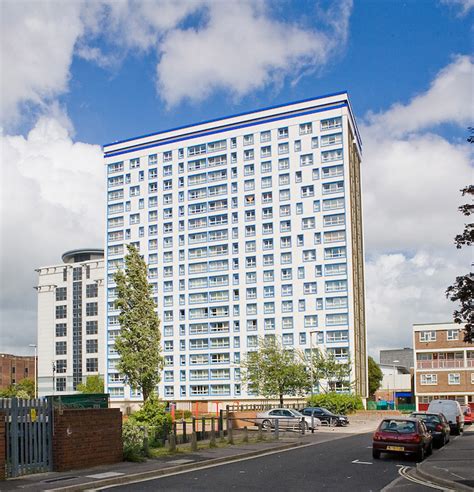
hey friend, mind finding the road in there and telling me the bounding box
[107,432,440,491]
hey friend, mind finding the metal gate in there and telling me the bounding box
[1,398,53,478]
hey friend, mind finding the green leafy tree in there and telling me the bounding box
[77,375,104,394]
[242,337,309,406]
[0,378,35,398]
[367,356,383,397]
[305,349,352,393]
[114,244,163,402]
[446,178,474,342]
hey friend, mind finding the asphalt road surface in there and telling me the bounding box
[108,432,439,491]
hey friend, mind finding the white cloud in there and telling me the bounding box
[365,251,469,359]
[0,115,103,353]
[364,55,473,137]
[362,56,473,357]
[0,0,85,125]
[157,0,353,106]
[440,0,474,15]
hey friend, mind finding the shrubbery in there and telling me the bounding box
[123,397,173,460]
[307,392,364,415]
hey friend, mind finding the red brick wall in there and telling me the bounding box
[0,413,5,481]
[53,409,122,471]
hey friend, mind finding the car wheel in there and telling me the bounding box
[262,420,272,430]
[372,449,381,459]
[416,446,425,462]
[427,442,433,456]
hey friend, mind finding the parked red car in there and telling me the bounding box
[372,418,433,461]
[461,405,473,425]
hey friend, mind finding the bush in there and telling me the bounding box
[307,392,364,415]
[122,420,147,462]
[128,396,173,447]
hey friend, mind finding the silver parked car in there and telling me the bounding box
[256,408,321,431]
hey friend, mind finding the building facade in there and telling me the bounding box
[103,92,367,407]
[413,322,474,410]
[380,347,414,371]
[0,354,36,391]
[36,249,105,396]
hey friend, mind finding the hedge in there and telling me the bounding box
[307,392,364,414]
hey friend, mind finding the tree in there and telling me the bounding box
[242,337,309,406]
[77,375,104,394]
[367,356,383,397]
[305,349,352,393]
[0,378,35,398]
[446,130,474,343]
[114,244,163,402]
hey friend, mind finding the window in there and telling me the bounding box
[301,185,314,197]
[86,358,98,372]
[86,339,98,354]
[448,373,460,385]
[56,341,66,355]
[56,359,66,373]
[322,181,344,195]
[86,283,98,298]
[278,127,288,139]
[86,320,98,335]
[321,133,343,147]
[304,282,317,294]
[324,230,346,243]
[304,315,318,328]
[299,122,312,135]
[278,143,289,155]
[261,131,271,142]
[447,329,459,340]
[321,117,342,131]
[243,134,254,146]
[86,302,98,316]
[327,330,349,343]
[303,249,316,262]
[326,313,348,326]
[56,287,67,301]
[55,323,66,337]
[419,331,437,342]
[282,333,294,345]
[56,377,66,392]
[324,214,345,227]
[300,154,313,166]
[302,217,315,229]
[421,374,438,385]
[55,305,67,319]
[326,280,347,292]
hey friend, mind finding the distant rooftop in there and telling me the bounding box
[62,248,104,264]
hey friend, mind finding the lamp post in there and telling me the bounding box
[29,344,37,398]
[309,330,319,398]
[392,360,400,410]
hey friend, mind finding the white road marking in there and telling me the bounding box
[86,472,124,479]
[351,459,373,465]
[398,465,456,491]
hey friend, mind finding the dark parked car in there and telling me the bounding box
[410,412,450,447]
[300,407,349,426]
[372,418,433,461]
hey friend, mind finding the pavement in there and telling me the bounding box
[415,424,474,491]
[1,419,472,492]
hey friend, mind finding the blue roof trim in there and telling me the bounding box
[104,102,348,159]
[103,90,349,149]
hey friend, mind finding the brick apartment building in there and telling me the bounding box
[0,354,36,391]
[413,322,474,411]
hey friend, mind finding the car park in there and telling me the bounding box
[410,412,450,447]
[300,407,349,426]
[256,408,321,431]
[372,417,433,461]
[427,399,464,435]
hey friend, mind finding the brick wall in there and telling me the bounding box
[0,413,5,481]
[53,409,122,471]
[228,411,257,429]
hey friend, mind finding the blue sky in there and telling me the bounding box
[55,0,472,145]
[1,0,472,356]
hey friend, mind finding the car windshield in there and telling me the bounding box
[380,420,417,434]
[320,408,333,415]
[412,414,440,424]
[289,410,303,417]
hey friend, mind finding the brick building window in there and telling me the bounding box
[447,329,459,341]
[419,331,436,342]
[420,374,437,385]
[448,373,460,385]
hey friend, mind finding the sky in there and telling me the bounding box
[0,0,472,359]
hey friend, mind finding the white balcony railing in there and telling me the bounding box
[417,359,465,369]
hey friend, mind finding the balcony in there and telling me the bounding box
[417,359,465,369]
